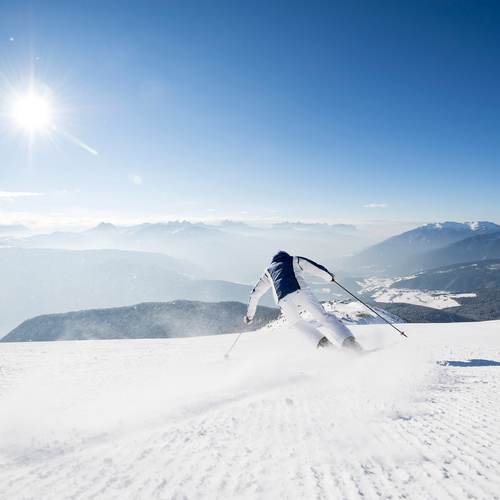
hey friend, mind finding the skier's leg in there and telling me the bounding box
[293,319,329,347]
[297,290,355,346]
[279,293,325,347]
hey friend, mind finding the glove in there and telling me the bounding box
[243,315,253,325]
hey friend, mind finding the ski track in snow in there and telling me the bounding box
[1,321,499,499]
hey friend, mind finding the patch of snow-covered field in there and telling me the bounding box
[358,277,477,309]
[321,300,402,324]
[1,320,499,499]
[371,288,476,309]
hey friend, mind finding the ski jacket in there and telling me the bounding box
[246,251,334,320]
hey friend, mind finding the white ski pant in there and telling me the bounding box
[279,289,354,346]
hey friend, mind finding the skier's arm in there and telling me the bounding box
[246,273,272,322]
[296,256,335,282]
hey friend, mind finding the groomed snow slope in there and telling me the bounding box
[1,321,499,499]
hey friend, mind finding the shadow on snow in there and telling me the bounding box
[438,359,500,367]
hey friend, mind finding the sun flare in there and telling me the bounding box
[11,92,53,132]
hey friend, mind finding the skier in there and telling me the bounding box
[244,250,362,351]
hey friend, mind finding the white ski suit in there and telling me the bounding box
[246,252,354,347]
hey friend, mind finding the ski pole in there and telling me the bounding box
[333,280,407,338]
[224,331,244,359]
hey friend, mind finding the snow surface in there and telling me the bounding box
[371,289,477,309]
[317,300,402,325]
[1,320,500,499]
[427,221,498,233]
[359,277,477,309]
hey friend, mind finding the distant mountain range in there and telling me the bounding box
[0,245,353,339]
[7,220,500,281]
[1,301,279,342]
[353,256,500,322]
[271,222,357,233]
[393,259,500,292]
[4,289,499,344]
[8,293,494,344]
[1,220,371,282]
[346,221,500,275]
[1,298,404,343]
[3,219,500,334]
[408,232,500,272]
[0,247,259,337]
[0,224,30,236]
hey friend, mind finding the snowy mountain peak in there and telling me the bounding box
[349,220,500,275]
[89,222,118,233]
[465,220,500,232]
[425,221,499,233]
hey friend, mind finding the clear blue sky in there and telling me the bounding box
[1,0,499,229]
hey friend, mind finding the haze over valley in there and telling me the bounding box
[2,218,500,340]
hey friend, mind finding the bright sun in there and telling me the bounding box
[11,92,53,132]
[6,82,98,155]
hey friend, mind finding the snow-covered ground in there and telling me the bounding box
[371,289,476,309]
[321,300,402,324]
[1,320,499,499]
[358,277,477,309]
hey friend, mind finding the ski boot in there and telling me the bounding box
[342,336,363,353]
[317,336,334,349]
